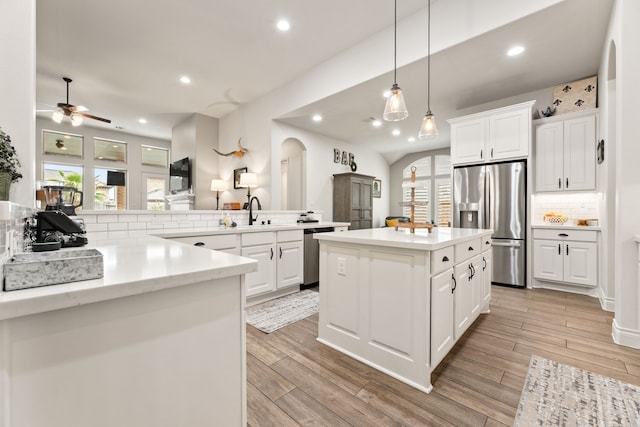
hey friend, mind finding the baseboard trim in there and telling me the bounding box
[598,287,615,312]
[612,318,640,349]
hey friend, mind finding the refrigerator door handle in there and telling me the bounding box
[491,241,522,248]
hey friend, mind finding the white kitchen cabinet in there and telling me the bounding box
[481,246,492,308]
[535,111,596,192]
[168,233,240,255]
[242,229,304,298]
[449,101,534,166]
[430,268,455,368]
[533,228,598,287]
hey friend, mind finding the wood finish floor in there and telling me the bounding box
[246,286,640,426]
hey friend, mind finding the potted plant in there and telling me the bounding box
[0,127,23,201]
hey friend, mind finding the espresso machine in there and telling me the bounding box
[33,184,87,251]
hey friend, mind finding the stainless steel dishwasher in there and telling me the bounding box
[302,227,334,287]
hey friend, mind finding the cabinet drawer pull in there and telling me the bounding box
[194,242,205,247]
[558,233,569,237]
[490,147,494,158]
[270,248,274,260]
[566,245,569,256]
[566,177,569,188]
[558,178,561,189]
[558,243,561,255]
[451,274,457,294]
[442,256,450,262]
[483,257,487,271]
[279,246,283,259]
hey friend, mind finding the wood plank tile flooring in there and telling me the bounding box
[246,285,640,426]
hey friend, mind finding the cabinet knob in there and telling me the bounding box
[442,256,450,262]
[194,242,205,247]
[468,246,474,251]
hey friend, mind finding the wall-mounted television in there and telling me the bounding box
[169,157,191,193]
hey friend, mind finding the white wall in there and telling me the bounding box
[0,0,36,208]
[608,0,640,348]
[273,122,390,226]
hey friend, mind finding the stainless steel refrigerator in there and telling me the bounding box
[453,160,526,287]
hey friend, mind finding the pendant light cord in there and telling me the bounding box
[427,0,431,112]
[393,0,398,84]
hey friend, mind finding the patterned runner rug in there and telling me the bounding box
[245,290,319,333]
[514,355,640,426]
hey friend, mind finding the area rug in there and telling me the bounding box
[514,355,640,426]
[245,290,319,333]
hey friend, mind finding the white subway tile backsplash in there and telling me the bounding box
[532,192,599,224]
[118,214,138,223]
[85,223,108,232]
[108,222,128,231]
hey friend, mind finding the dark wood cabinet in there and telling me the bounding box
[333,173,374,230]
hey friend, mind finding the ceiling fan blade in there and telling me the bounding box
[77,112,112,124]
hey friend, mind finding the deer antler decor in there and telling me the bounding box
[213,138,248,157]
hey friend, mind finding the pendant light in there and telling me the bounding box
[419,0,438,139]
[383,0,408,121]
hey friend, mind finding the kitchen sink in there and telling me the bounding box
[3,249,104,291]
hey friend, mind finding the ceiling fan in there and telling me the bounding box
[51,77,111,126]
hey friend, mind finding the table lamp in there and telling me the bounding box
[210,179,225,210]
[239,172,257,205]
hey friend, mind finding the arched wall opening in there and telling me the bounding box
[280,138,306,210]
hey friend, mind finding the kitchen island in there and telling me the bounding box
[0,236,257,427]
[315,227,493,393]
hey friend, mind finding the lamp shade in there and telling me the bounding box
[210,179,225,191]
[418,111,438,140]
[239,172,258,188]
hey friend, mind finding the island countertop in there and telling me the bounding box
[0,235,257,321]
[314,227,493,251]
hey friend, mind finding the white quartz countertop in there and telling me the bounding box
[0,235,257,321]
[155,222,350,238]
[531,224,601,231]
[315,227,493,251]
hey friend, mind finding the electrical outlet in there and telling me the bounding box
[337,257,346,276]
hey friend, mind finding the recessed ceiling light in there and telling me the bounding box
[63,135,70,139]
[507,46,525,56]
[312,114,322,122]
[138,118,147,124]
[277,20,290,31]
[392,129,401,136]
[408,137,416,142]
[180,76,191,84]
[112,145,119,148]
[372,119,382,127]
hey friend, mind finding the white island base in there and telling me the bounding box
[316,227,493,393]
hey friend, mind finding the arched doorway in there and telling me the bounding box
[280,138,306,210]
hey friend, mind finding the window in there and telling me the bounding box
[94,138,127,162]
[43,130,83,158]
[94,168,127,210]
[141,146,169,168]
[402,155,451,226]
[41,163,84,211]
[145,176,167,210]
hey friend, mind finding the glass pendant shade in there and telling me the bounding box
[52,108,64,123]
[70,112,83,126]
[383,83,409,121]
[418,111,438,140]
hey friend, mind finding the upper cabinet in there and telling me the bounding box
[449,101,535,166]
[534,110,597,192]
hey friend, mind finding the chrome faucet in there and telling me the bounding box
[248,196,262,225]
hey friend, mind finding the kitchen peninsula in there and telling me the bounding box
[0,234,257,427]
[315,226,493,393]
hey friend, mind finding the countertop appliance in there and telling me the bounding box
[302,227,334,287]
[42,184,83,216]
[34,211,88,251]
[453,160,526,287]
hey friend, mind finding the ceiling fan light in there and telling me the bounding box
[70,112,83,126]
[52,108,64,123]
[383,84,409,121]
[418,111,438,140]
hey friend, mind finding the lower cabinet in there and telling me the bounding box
[533,228,598,287]
[430,239,491,368]
[242,230,303,298]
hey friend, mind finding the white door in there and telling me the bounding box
[533,239,564,282]
[242,244,276,296]
[276,241,304,288]
[451,118,486,165]
[535,122,564,192]
[430,269,454,368]
[564,241,598,286]
[453,262,472,339]
[140,173,168,211]
[563,115,596,191]
[489,108,529,161]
